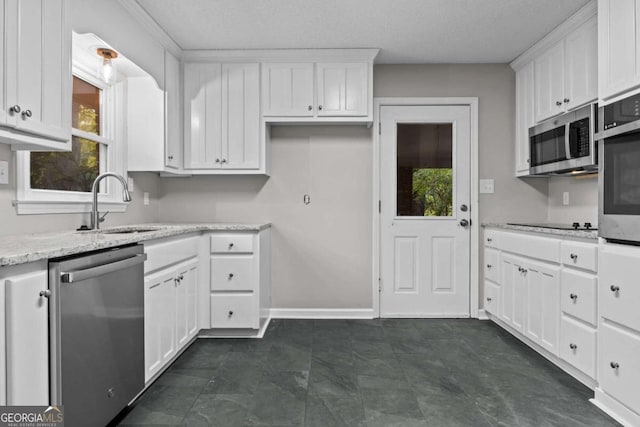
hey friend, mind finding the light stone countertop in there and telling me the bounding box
[0,223,271,267]
[483,223,597,240]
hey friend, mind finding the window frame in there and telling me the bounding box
[14,64,128,215]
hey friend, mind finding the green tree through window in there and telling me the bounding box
[412,168,453,216]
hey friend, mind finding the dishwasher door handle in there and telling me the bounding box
[61,253,147,283]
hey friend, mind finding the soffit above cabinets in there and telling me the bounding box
[124,0,590,64]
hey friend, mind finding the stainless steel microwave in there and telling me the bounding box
[528,103,597,175]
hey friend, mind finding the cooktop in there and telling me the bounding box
[507,222,597,231]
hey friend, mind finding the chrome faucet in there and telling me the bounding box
[90,172,132,230]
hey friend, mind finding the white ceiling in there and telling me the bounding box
[136,0,590,63]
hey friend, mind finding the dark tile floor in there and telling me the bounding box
[115,319,620,427]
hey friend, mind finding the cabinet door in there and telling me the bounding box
[524,260,560,355]
[262,63,314,116]
[565,16,598,111]
[316,63,368,117]
[184,62,223,169]
[175,259,199,349]
[515,62,534,176]
[500,255,526,332]
[222,63,260,169]
[484,280,500,316]
[534,41,565,122]
[9,0,70,142]
[165,51,182,169]
[0,1,8,127]
[144,269,176,383]
[126,76,165,171]
[4,269,49,405]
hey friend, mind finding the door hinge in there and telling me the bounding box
[378,200,381,213]
[378,122,381,135]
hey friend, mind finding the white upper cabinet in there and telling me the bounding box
[598,0,640,101]
[184,62,261,171]
[164,51,182,169]
[262,63,314,116]
[534,15,597,123]
[316,63,368,117]
[0,0,71,151]
[515,62,534,176]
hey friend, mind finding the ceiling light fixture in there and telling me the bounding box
[96,47,118,84]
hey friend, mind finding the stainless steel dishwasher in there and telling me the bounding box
[48,244,146,427]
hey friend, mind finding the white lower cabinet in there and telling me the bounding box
[210,294,258,329]
[0,262,49,405]
[523,259,560,355]
[143,236,201,383]
[500,254,527,333]
[560,315,597,378]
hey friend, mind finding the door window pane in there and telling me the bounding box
[397,123,453,216]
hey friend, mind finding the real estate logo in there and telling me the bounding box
[0,406,64,427]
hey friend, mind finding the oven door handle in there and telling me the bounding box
[61,253,147,283]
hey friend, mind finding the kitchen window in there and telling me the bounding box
[14,65,127,215]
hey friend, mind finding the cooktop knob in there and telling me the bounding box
[584,222,592,230]
[572,222,580,230]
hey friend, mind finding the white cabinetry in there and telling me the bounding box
[262,63,314,116]
[316,63,368,117]
[534,15,597,123]
[165,51,182,170]
[184,62,261,172]
[595,242,640,426]
[515,62,534,176]
[0,0,71,151]
[0,262,49,405]
[207,229,271,334]
[598,0,640,101]
[143,235,201,383]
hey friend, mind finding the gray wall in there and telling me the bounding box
[547,176,598,225]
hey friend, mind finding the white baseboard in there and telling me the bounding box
[379,313,469,318]
[477,308,489,320]
[270,308,375,319]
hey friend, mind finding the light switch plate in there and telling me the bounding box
[479,179,495,194]
[0,160,8,185]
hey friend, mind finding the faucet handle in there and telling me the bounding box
[99,211,110,223]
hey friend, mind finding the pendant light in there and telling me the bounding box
[96,48,118,84]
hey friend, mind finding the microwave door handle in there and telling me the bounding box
[565,123,572,159]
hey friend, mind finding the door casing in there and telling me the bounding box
[372,97,480,318]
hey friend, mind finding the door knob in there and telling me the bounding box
[39,290,51,298]
[459,219,469,227]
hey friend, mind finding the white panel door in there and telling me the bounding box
[164,50,182,169]
[524,260,560,355]
[175,258,199,349]
[380,105,471,317]
[184,62,223,169]
[535,41,565,122]
[564,16,598,111]
[316,63,368,117]
[144,269,176,382]
[222,63,260,169]
[262,63,314,116]
[5,270,49,405]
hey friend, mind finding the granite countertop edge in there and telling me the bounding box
[0,223,272,267]
[482,223,598,240]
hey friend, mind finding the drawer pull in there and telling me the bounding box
[486,297,492,302]
[487,238,493,243]
[229,243,234,249]
[570,253,578,260]
[486,264,492,269]
[228,273,234,280]
[610,285,620,293]
[610,361,620,370]
[228,310,234,317]
[569,343,577,350]
[569,293,578,301]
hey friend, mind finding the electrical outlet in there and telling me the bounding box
[563,192,570,205]
[143,192,149,205]
[0,161,8,185]
[479,179,495,194]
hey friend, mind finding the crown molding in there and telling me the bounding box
[182,48,380,63]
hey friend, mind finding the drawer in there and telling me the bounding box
[560,315,596,379]
[210,233,254,254]
[599,321,640,414]
[484,281,500,316]
[484,248,499,282]
[145,235,200,274]
[484,229,500,248]
[500,232,560,263]
[210,256,255,291]
[560,269,597,326]
[210,294,258,329]
[561,241,597,272]
[599,248,640,333]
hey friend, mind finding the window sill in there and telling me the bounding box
[12,200,129,215]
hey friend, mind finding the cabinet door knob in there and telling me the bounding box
[486,297,492,302]
[308,105,312,111]
[610,361,620,369]
[569,343,577,350]
[9,105,21,114]
[228,310,234,317]
[229,243,234,249]
[22,109,32,118]
[221,159,227,164]
[228,273,234,279]
[570,293,578,300]
[610,285,620,293]
[487,238,492,243]
[564,98,570,103]
[39,289,51,298]
[318,105,323,110]
[556,101,562,106]
[486,264,492,269]
[570,253,578,260]
[526,158,530,163]
[215,158,220,163]
[179,274,184,281]
[168,155,174,160]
